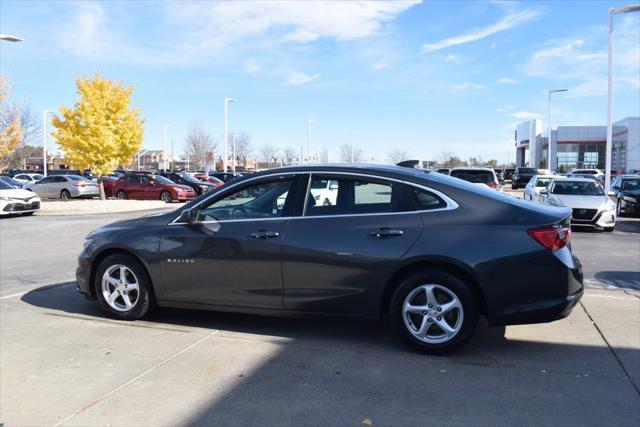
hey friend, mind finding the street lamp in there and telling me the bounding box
[0,34,22,42]
[138,149,149,170]
[224,97,237,172]
[232,134,238,173]
[163,124,170,171]
[547,89,568,171]
[606,4,640,190]
[307,119,315,163]
[42,110,53,176]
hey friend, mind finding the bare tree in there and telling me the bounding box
[229,130,252,161]
[319,146,329,163]
[185,122,217,169]
[283,147,297,165]
[258,144,279,165]
[339,144,364,163]
[388,148,410,164]
[2,106,42,169]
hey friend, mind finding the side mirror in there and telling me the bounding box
[539,189,548,195]
[607,191,616,197]
[176,209,197,224]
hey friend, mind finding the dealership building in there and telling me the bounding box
[514,116,639,173]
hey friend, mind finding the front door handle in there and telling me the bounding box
[369,228,404,238]
[249,230,280,239]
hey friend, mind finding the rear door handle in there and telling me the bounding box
[369,228,404,238]
[249,230,280,239]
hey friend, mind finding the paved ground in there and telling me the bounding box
[1,211,639,426]
[36,199,173,216]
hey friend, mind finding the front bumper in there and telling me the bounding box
[75,250,95,299]
[1,200,40,214]
[571,209,616,229]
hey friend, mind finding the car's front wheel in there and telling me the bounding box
[94,254,154,320]
[160,190,172,203]
[390,270,479,355]
[60,189,71,200]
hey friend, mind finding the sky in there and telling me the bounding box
[1,0,639,164]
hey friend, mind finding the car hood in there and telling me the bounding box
[88,216,152,239]
[547,194,610,209]
[0,188,40,200]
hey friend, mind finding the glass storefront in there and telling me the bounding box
[557,143,605,171]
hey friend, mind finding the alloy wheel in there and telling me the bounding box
[101,264,140,312]
[402,284,464,344]
[161,191,171,203]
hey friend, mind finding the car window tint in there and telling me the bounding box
[54,176,67,183]
[305,176,408,216]
[410,187,447,210]
[196,178,293,222]
[535,178,553,188]
[450,170,494,183]
[622,179,639,191]
[128,176,142,184]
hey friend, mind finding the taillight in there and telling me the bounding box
[527,226,571,252]
[486,181,500,189]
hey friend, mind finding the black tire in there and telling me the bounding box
[116,190,128,200]
[60,189,71,200]
[604,226,614,232]
[511,183,518,190]
[389,270,480,355]
[94,254,154,320]
[160,190,172,203]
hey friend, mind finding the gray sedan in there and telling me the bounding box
[26,175,99,199]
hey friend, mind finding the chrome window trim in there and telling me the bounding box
[169,170,459,225]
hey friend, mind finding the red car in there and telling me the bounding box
[112,174,196,203]
[194,174,224,187]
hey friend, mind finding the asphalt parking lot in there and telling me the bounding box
[1,210,639,426]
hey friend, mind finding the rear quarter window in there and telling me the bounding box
[410,187,447,210]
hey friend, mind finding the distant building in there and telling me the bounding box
[515,117,639,173]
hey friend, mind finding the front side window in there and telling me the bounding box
[305,175,410,216]
[196,178,293,221]
[622,179,640,191]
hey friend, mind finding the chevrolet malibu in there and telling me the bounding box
[77,164,583,354]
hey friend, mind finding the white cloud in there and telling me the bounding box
[497,77,518,84]
[444,53,462,64]
[422,8,540,52]
[244,59,261,73]
[496,105,516,113]
[508,111,542,119]
[450,82,486,93]
[490,42,497,48]
[284,72,320,86]
[524,15,639,97]
[372,62,389,70]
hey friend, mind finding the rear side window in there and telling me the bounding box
[305,176,412,216]
[410,187,447,210]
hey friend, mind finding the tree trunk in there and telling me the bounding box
[98,176,106,200]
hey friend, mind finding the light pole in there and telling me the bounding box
[163,124,169,171]
[224,97,237,172]
[606,4,640,190]
[232,134,238,173]
[351,130,357,163]
[0,34,22,42]
[547,89,568,172]
[307,119,315,163]
[138,149,149,170]
[42,110,53,176]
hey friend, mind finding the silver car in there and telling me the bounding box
[523,174,556,203]
[25,175,99,200]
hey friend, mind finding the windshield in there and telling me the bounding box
[551,181,604,196]
[535,177,554,188]
[450,170,494,184]
[154,175,174,185]
[622,179,640,191]
[0,180,13,190]
[178,173,202,184]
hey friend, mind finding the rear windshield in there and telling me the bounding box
[517,168,538,173]
[535,177,554,188]
[450,170,494,183]
[67,175,91,182]
[551,181,604,196]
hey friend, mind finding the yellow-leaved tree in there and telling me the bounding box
[0,75,24,168]
[52,74,144,199]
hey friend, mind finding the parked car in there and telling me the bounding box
[0,175,25,189]
[77,164,583,354]
[112,174,196,203]
[511,167,539,190]
[450,167,502,191]
[210,172,244,182]
[610,175,640,217]
[12,173,44,185]
[309,177,339,206]
[194,174,225,187]
[523,175,556,203]
[567,173,599,181]
[25,175,99,199]
[494,169,504,182]
[570,169,604,184]
[158,171,217,195]
[0,179,41,216]
[101,175,120,198]
[539,177,615,231]
[503,168,515,182]
[436,168,451,175]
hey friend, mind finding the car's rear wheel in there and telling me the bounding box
[116,190,128,200]
[94,254,153,320]
[160,190,172,203]
[60,189,71,200]
[390,270,479,355]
